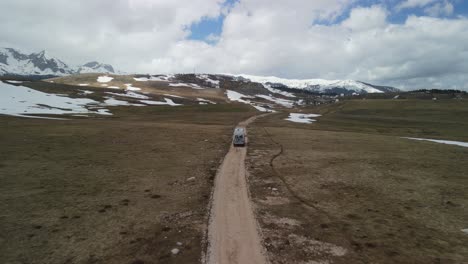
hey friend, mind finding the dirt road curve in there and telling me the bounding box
[205,115,268,264]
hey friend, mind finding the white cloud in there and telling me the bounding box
[397,0,439,10]
[1,0,468,90]
[146,4,468,90]
[342,5,387,30]
[424,1,454,16]
[0,0,225,69]
[205,33,221,43]
[396,0,455,17]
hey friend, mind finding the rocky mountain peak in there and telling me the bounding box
[0,47,116,76]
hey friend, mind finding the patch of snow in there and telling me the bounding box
[160,98,181,106]
[169,83,204,89]
[125,83,141,91]
[255,94,294,108]
[78,83,89,86]
[168,83,186,87]
[5,80,23,84]
[134,77,150,82]
[134,75,170,82]
[96,108,113,115]
[164,94,185,99]
[226,90,253,103]
[252,105,274,112]
[108,86,120,89]
[101,84,108,87]
[97,76,113,83]
[106,91,149,99]
[285,113,321,124]
[462,229,468,234]
[197,98,216,104]
[403,137,468,148]
[79,90,94,95]
[103,97,145,107]
[171,248,179,255]
[141,98,182,106]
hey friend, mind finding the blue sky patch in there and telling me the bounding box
[316,0,466,26]
[189,15,224,43]
[188,0,238,43]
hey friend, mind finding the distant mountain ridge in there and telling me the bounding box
[0,47,115,76]
[77,61,115,74]
[233,74,400,94]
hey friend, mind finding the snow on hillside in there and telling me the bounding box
[226,90,274,112]
[231,74,387,94]
[0,81,182,119]
[255,94,294,108]
[236,74,338,88]
[263,84,296,97]
[196,74,220,88]
[0,81,109,118]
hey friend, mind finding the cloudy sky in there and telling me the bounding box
[1,0,468,90]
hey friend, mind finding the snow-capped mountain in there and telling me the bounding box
[0,48,75,76]
[0,48,115,76]
[77,61,115,74]
[233,74,399,94]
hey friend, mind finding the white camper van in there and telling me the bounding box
[233,127,246,147]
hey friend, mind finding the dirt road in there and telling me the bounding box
[205,115,268,264]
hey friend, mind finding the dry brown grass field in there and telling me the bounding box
[0,102,256,264]
[246,99,468,263]
[2,79,468,264]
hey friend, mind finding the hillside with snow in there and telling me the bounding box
[232,74,399,94]
[0,48,115,76]
[1,47,398,94]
